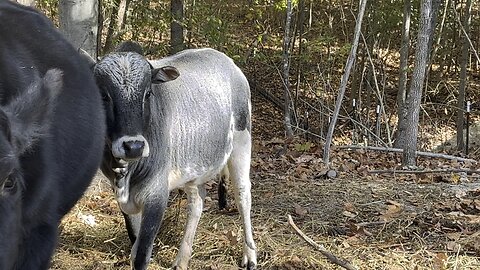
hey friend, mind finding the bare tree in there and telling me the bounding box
[395,0,411,148]
[170,0,185,54]
[282,0,294,137]
[103,0,120,54]
[456,0,472,152]
[14,0,35,6]
[323,0,367,164]
[117,0,129,32]
[59,0,99,59]
[402,0,435,167]
[427,0,449,75]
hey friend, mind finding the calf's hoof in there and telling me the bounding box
[240,243,257,270]
[172,261,188,270]
[241,249,257,270]
[242,260,256,270]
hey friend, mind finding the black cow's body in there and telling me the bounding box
[0,2,106,269]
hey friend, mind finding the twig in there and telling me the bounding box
[339,145,478,163]
[369,168,480,174]
[355,221,387,227]
[453,3,480,65]
[287,215,358,270]
[359,30,392,146]
[253,86,285,111]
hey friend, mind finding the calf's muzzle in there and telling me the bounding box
[112,135,150,160]
[123,140,145,159]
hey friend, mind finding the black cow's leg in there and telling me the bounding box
[131,198,167,270]
[17,223,58,270]
[122,211,142,244]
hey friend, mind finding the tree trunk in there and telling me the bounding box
[97,0,103,56]
[170,0,185,54]
[14,0,35,6]
[186,0,196,47]
[427,0,449,77]
[323,0,367,164]
[426,0,441,60]
[116,0,129,32]
[402,0,434,167]
[103,0,120,54]
[59,0,99,59]
[282,0,294,137]
[295,0,306,104]
[456,0,472,151]
[395,0,411,148]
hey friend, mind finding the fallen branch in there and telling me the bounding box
[339,145,477,163]
[287,215,358,270]
[252,84,285,112]
[369,168,480,174]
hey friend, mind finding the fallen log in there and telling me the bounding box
[369,168,480,174]
[339,145,477,163]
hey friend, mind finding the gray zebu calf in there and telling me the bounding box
[90,42,257,270]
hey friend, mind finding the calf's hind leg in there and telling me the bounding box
[217,167,229,210]
[228,129,257,269]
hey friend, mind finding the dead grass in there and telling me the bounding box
[51,166,480,269]
[50,96,480,270]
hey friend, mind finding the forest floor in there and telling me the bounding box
[51,93,480,270]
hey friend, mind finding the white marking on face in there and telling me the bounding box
[112,135,150,159]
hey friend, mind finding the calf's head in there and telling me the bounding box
[92,45,179,161]
[0,70,62,268]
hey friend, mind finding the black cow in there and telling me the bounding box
[84,41,257,270]
[0,2,106,269]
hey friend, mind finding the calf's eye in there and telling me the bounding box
[145,90,152,100]
[4,178,15,189]
[102,93,110,102]
[1,177,16,193]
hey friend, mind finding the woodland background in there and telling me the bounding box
[26,0,480,162]
[11,0,480,269]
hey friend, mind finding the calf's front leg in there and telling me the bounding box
[172,183,206,270]
[130,198,167,270]
[122,211,142,244]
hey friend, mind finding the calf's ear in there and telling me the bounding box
[151,66,180,84]
[4,69,63,153]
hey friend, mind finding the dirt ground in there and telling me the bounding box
[50,94,480,270]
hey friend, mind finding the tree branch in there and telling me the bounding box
[287,215,358,270]
[369,168,480,174]
[339,145,477,163]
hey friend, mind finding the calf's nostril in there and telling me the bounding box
[123,140,144,150]
[122,140,145,158]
